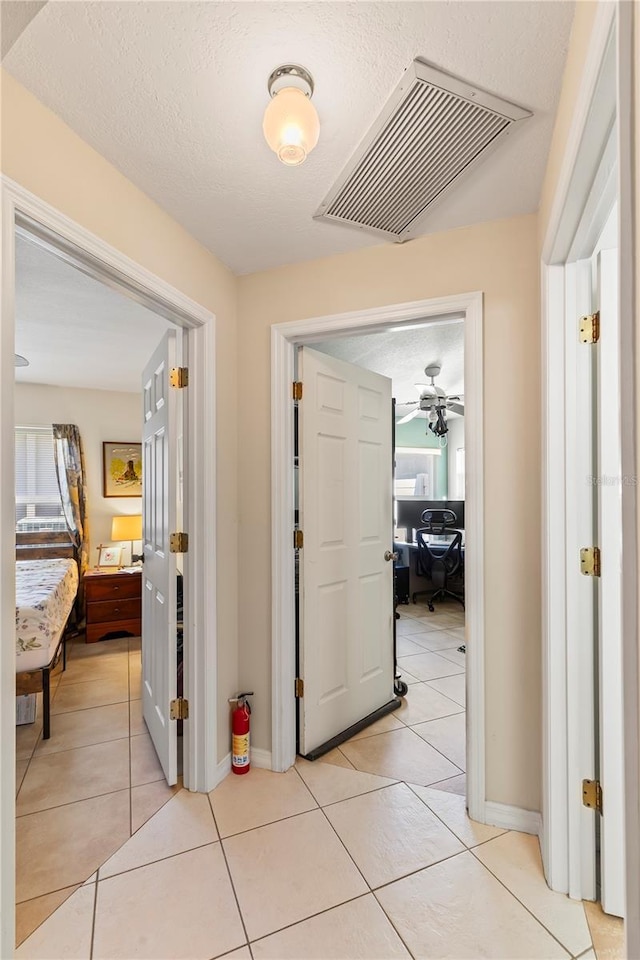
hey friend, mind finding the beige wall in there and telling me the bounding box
[1,69,238,761]
[15,383,142,561]
[238,213,541,810]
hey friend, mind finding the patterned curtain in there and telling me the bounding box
[53,424,90,611]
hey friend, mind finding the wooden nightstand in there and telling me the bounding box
[84,568,142,644]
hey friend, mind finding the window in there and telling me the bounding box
[394,446,441,498]
[15,426,66,533]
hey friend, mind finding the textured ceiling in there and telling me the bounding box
[3,1,574,275]
[313,318,464,420]
[15,236,171,392]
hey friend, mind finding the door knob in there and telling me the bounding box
[384,550,399,562]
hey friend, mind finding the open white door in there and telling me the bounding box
[142,330,178,785]
[596,246,624,917]
[298,346,395,756]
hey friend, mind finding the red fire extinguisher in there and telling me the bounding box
[229,692,253,775]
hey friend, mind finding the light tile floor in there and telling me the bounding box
[15,635,179,947]
[16,602,624,959]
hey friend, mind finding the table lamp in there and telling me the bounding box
[111,514,143,566]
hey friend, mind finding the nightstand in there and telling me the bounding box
[84,568,142,644]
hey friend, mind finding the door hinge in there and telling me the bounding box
[170,367,189,388]
[580,546,601,577]
[579,312,600,344]
[582,778,602,813]
[292,381,303,401]
[295,678,304,698]
[170,532,189,553]
[293,529,304,549]
[170,697,189,721]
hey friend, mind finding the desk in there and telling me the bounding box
[394,534,465,600]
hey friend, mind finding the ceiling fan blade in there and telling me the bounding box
[447,401,465,416]
[396,408,420,425]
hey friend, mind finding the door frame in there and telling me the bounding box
[271,291,486,823]
[541,1,639,941]
[1,176,218,952]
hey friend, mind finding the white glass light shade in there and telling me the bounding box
[263,87,320,166]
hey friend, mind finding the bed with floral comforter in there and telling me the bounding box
[16,558,79,672]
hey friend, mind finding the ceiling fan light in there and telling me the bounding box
[263,67,319,166]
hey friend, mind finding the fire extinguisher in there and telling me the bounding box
[229,692,253,775]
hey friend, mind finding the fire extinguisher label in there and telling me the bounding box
[232,733,250,766]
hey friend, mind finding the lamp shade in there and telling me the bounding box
[111,514,142,541]
[263,87,320,166]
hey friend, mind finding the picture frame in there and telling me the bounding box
[103,442,143,498]
[98,545,121,568]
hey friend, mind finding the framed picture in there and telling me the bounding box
[103,442,143,498]
[98,545,121,568]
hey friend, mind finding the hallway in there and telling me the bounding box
[16,735,618,958]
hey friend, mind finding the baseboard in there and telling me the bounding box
[483,801,542,837]
[213,752,231,788]
[212,747,272,786]
[251,747,273,770]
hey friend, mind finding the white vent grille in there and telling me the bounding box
[315,61,531,242]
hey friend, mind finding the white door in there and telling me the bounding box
[595,246,624,916]
[141,330,178,785]
[298,346,395,755]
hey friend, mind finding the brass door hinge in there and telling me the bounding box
[295,678,304,698]
[582,778,602,813]
[579,312,600,344]
[293,381,303,401]
[170,532,189,553]
[170,367,189,388]
[580,546,601,577]
[293,529,304,549]
[170,697,189,721]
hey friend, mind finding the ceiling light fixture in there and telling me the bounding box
[263,64,319,166]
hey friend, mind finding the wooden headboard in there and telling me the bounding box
[16,532,76,562]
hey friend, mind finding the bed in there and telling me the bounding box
[15,534,80,739]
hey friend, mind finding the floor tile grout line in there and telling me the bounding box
[402,780,508,852]
[394,706,466,729]
[89,873,98,960]
[207,793,252,952]
[98,838,220,884]
[29,731,132,761]
[340,723,465,780]
[15,783,135,819]
[245,890,378,952]
[468,844,589,957]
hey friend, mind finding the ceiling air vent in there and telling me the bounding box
[314,60,531,242]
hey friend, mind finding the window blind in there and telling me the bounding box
[15,426,65,531]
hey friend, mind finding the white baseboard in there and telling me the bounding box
[212,747,272,787]
[251,747,273,770]
[213,752,231,788]
[484,801,542,837]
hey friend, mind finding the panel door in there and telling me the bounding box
[141,330,178,785]
[298,346,395,755]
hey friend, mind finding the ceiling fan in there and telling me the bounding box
[396,364,464,428]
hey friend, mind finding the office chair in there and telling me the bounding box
[411,509,465,612]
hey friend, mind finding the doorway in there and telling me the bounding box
[271,291,487,824]
[294,323,467,788]
[1,178,218,950]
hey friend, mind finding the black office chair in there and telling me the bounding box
[412,509,465,612]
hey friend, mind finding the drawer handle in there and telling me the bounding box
[113,586,120,591]
[114,608,120,614]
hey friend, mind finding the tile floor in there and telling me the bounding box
[15,634,179,947]
[16,603,624,959]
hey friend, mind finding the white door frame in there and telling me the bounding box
[541,3,639,943]
[1,176,218,955]
[271,292,486,823]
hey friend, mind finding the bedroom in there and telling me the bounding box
[13,231,184,939]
